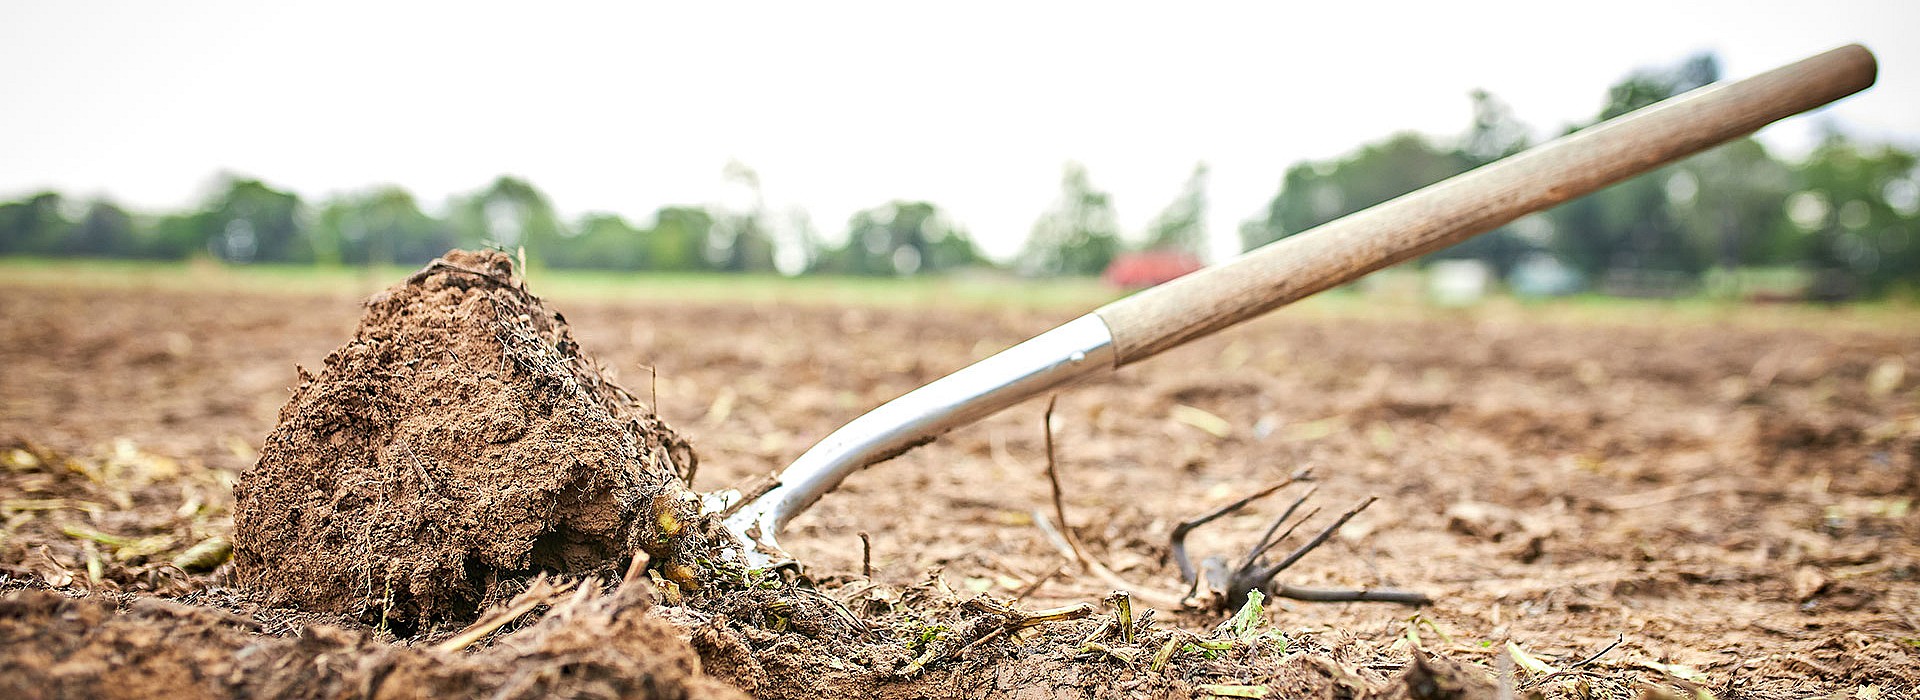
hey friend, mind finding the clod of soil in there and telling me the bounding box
[231,250,704,631]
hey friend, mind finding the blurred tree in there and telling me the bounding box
[1787,133,1920,296]
[1459,89,1530,165]
[707,161,778,273]
[1601,53,1720,120]
[450,176,565,265]
[827,200,983,275]
[926,221,987,273]
[0,192,72,255]
[1143,163,1209,257]
[772,206,824,275]
[646,206,715,272]
[314,187,456,267]
[1431,90,1535,274]
[1547,52,1723,286]
[1240,134,1473,254]
[555,213,648,270]
[1671,138,1795,270]
[191,176,309,263]
[1020,163,1121,276]
[1241,56,1730,286]
[64,200,144,258]
[149,211,206,260]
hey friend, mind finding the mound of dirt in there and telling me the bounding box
[231,250,706,632]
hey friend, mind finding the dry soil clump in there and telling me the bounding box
[231,250,703,632]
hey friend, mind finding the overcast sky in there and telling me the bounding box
[3,1,1915,260]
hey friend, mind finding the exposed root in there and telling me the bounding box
[434,573,578,653]
[1164,467,1430,609]
[1169,473,1311,599]
[1038,397,1190,610]
[1038,395,1429,613]
[1041,396,1087,565]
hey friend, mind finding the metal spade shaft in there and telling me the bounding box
[718,44,1878,567]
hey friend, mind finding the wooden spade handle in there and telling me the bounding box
[1093,44,1877,366]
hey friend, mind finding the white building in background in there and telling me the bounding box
[1509,253,1584,297]
[1428,259,1492,306]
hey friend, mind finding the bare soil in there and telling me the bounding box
[1,268,1916,698]
[0,567,743,699]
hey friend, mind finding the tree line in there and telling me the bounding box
[1239,54,1920,298]
[0,166,997,277]
[3,52,1916,296]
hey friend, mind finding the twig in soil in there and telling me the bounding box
[1168,473,1311,583]
[637,362,693,484]
[953,626,1009,660]
[1033,507,1080,562]
[639,363,659,414]
[788,586,874,637]
[1070,603,1144,663]
[1149,634,1184,672]
[1245,497,1428,607]
[1075,640,1136,664]
[1197,684,1270,698]
[904,598,1098,675]
[1147,630,1235,673]
[1569,633,1624,670]
[962,597,1097,630]
[1041,396,1088,564]
[1106,590,1134,644]
[434,574,578,653]
[1247,497,1375,584]
[1265,584,1432,605]
[1235,488,1319,574]
[401,258,528,294]
[1033,506,1184,609]
[1012,565,1061,601]
[1172,483,1430,609]
[1521,634,1631,691]
[1034,397,1189,609]
[716,473,781,520]
[972,598,1100,654]
[397,442,438,494]
[858,531,873,579]
[1075,615,1117,656]
[621,551,651,588]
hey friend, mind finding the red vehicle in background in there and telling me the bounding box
[1102,250,1204,289]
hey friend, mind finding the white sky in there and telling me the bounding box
[2,1,1916,261]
